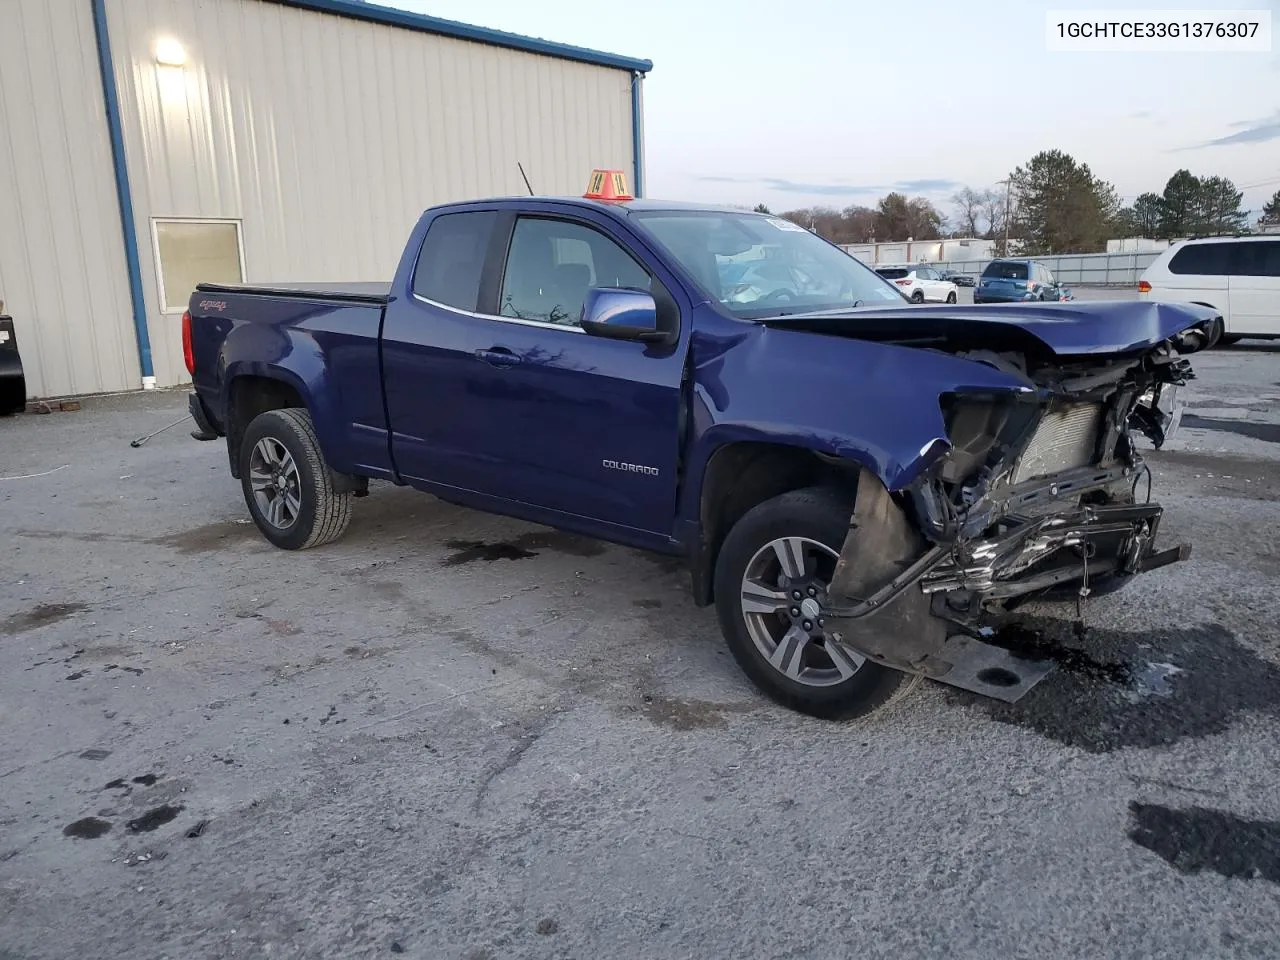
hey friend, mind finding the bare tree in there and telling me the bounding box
[951,187,983,237]
[777,205,876,244]
[979,187,1006,241]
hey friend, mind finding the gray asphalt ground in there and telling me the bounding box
[3,294,1280,959]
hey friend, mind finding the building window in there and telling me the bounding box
[151,219,245,313]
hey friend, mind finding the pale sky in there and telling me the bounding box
[395,0,1280,219]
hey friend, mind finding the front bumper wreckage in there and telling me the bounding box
[823,468,1191,703]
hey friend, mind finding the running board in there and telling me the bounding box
[927,635,1055,702]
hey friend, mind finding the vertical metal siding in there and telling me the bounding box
[0,0,139,398]
[106,0,636,389]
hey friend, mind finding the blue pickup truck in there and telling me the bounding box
[185,190,1215,718]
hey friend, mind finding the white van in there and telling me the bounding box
[1138,236,1280,343]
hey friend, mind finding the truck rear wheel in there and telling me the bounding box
[239,408,352,550]
[713,486,910,720]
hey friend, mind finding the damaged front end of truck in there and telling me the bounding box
[811,304,1205,701]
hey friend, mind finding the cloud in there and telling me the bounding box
[695,175,960,196]
[760,178,882,196]
[1181,110,1280,149]
[1129,110,1154,120]
[893,178,960,192]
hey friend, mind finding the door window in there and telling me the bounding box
[1235,241,1280,277]
[499,217,651,327]
[412,211,497,311]
[1168,242,1233,276]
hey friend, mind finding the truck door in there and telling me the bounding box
[382,207,687,543]
[475,212,686,538]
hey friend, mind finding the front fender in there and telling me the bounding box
[683,324,1034,505]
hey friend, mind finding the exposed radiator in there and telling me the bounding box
[1009,403,1104,485]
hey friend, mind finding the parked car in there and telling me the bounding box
[874,265,958,303]
[940,270,977,287]
[974,259,1064,303]
[1138,235,1280,345]
[184,189,1211,720]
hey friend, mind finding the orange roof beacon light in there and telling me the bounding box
[584,169,633,202]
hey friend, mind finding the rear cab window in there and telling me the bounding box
[876,268,909,279]
[983,261,1028,281]
[412,211,498,311]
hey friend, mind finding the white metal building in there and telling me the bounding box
[843,238,997,266]
[0,0,651,400]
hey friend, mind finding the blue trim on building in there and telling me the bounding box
[274,0,653,73]
[91,0,154,380]
[630,73,644,198]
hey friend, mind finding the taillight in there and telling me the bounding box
[182,309,194,375]
[1138,280,1152,293]
[894,279,912,286]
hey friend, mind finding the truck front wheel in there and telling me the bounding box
[239,408,352,550]
[713,486,911,719]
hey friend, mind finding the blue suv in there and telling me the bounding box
[974,258,1061,303]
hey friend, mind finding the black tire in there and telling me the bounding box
[239,408,352,550]
[910,290,925,304]
[713,486,908,720]
[946,292,957,304]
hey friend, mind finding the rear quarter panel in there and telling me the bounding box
[1142,258,1230,321]
[189,293,387,477]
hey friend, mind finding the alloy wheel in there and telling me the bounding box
[739,536,866,687]
[248,437,302,529]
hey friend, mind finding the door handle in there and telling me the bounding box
[475,347,521,367]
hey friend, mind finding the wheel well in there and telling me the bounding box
[689,442,860,606]
[225,376,305,478]
[1189,301,1224,328]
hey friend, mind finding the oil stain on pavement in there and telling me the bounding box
[440,530,605,566]
[1128,802,1280,883]
[0,602,87,635]
[63,817,112,839]
[946,618,1280,753]
[126,805,184,833]
[1181,414,1280,445]
[636,695,752,731]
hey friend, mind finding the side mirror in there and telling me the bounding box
[580,287,667,342]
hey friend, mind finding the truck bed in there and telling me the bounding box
[195,281,391,304]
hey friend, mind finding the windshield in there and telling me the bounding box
[983,261,1029,280]
[630,210,906,317]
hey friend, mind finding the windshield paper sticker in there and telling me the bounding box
[767,217,808,232]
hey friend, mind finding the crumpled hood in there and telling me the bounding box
[770,299,1219,358]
